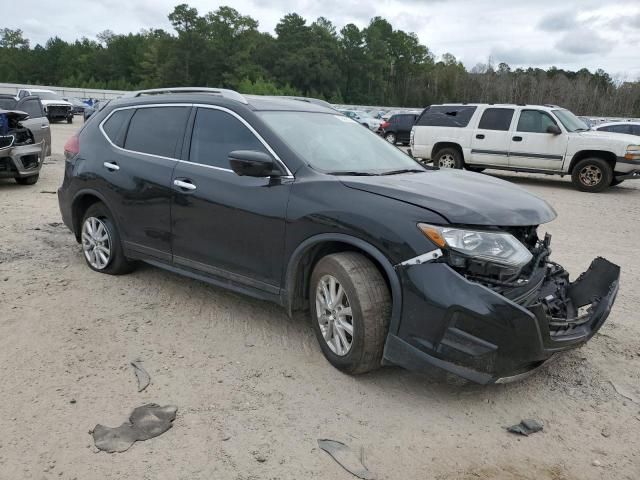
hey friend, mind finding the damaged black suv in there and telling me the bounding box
[57,88,620,384]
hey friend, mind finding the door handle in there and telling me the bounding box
[475,134,485,139]
[41,125,49,129]
[103,162,120,171]
[174,179,197,191]
[512,136,523,142]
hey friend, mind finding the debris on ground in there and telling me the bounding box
[92,404,177,453]
[506,419,544,436]
[609,381,639,404]
[130,360,151,392]
[317,439,374,479]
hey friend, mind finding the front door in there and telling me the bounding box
[509,109,568,170]
[16,96,50,151]
[171,106,291,291]
[470,107,514,166]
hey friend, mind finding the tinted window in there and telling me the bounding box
[21,99,43,118]
[189,108,267,169]
[124,106,190,158]
[517,110,558,133]
[102,109,135,147]
[416,105,477,127]
[478,108,514,131]
[597,126,612,132]
[0,97,17,109]
[631,125,640,136]
[609,125,631,134]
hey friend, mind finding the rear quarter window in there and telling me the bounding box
[416,106,477,127]
[101,109,135,147]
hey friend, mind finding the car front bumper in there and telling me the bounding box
[0,141,45,178]
[383,257,620,384]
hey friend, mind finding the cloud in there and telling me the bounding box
[555,27,615,55]
[491,46,567,67]
[538,12,577,31]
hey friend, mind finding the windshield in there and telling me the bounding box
[553,109,589,132]
[35,91,63,101]
[258,111,424,174]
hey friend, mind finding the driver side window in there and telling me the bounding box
[517,110,558,133]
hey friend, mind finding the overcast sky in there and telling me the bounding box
[7,0,640,79]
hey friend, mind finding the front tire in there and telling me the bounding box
[81,203,135,275]
[67,116,73,124]
[434,147,463,169]
[15,174,39,185]
[571,158,612,192]
[310,252,391,375]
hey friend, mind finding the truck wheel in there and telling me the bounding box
[15,174,39,185]
[434,147,463,169]
[67,116,73,124]
[571,158,612,192]
[385,132,396,144]
[81,203,135,275]
[310,252,391,375]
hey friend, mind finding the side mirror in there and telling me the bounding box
[229,150,278,177]
[547,124,562,135]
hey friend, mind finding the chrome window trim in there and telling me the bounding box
[98,103,295,178]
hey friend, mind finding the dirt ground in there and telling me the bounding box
[1,121,639,480]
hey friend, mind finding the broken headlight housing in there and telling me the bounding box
[418,223,533,272]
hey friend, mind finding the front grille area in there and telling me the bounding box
[0,157,17,173]
[47,105,70,118]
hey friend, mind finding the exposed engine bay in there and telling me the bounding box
[0,109,44,181]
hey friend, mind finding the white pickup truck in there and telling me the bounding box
[410,103,640,192]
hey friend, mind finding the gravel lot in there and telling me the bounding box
[1,121,639,479]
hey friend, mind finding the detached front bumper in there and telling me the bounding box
[383,257,620,384]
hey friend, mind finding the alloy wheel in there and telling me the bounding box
[438,153,456,168]
[315,274,354,356]
[579,165,603,187]
[82,217,112,270]
[385,133,396,144]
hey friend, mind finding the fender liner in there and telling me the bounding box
[70,188,119,239]
[282,233,404,335]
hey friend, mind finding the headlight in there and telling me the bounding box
[418,223,533,268]
[625,145,640,161]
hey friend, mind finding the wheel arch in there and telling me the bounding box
[70,189,115,243]
[283,233,403,335]
[568,150,616,174]
[431,142,464,163]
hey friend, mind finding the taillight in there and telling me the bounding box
[381,121,390,129]
[64,134,79,159]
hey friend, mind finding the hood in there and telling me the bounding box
[580,130,639,144]
[40,99,72,107]
[0,109,29,122]
[340,169,557,226]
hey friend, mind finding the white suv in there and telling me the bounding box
[410,103,640,192]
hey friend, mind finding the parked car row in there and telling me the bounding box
[408,103,640,192]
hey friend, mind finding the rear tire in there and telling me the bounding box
[15,174,39,185]
[384,132,396,144]
[310,252,391,375]
[571,158,612,192]
[433,147,463,169]
[81,203,135,275]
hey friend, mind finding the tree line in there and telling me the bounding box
[0,4,638,116]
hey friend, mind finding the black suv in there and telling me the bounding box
[58,88,620,384]
[380,113,419,145]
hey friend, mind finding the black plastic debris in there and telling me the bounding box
[131,360,151,392]
[507,419,544,436]
[92,404,177,453]
[317,439,374,479]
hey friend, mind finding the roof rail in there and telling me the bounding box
[123,87,248,104]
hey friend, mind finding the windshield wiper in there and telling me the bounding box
[326,171,379,176]
[380,168,426,175]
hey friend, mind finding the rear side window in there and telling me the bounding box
[517,110,558,133]
[631,125,640,136]
[189,108,267,169]
[416,106,477,127]
[102,109,135,147]
[124,106,190,158]
[608,125,631,134]
[478,108,514,131]
[21,99,43,118]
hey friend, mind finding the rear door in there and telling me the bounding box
[16,96,50,152]
[397,115,416,144]
[99,105,190,261]
[509,109,568,170]
[470,107,514,166]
